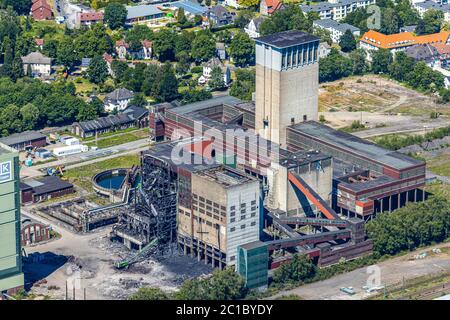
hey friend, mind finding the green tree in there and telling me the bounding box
[191,32,216,62]
[11,54,24,81]
[319,48,353,82]
[339,29,356,52]
[1,36,14,77]
[175,51,191,76]
[76,102,98,121]
[154,63,179,102]
[0,104,22,135]
[234,10,254,29]
[0,0,31,15]
[238,0,259,8]
[142,64,159,96]
[349,49,367,75]
[380,8,400,35]
[416,9,444,35]
[388,51,414,82]
[371,48,392,74]
[20,103,39,130]
[209,66,224,90]
[104,2,127,30]
[177,7,187,25]
[273,254,317,284]
[111,60,128,82]
[130,93,147,108]
[87,55,109,84]
[229,32,255,67]
[230,68,255,101]
[153,29,177,62]
[129,287,170,300]
[57,38,78,71]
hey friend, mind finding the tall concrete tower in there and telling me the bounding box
[255,30,320,147]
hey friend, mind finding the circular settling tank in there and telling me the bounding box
[93,169,128,192]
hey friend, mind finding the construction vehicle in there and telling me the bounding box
[114,238,158,269]
[47,165,65,177]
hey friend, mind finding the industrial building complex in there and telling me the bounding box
[106,30,427,290]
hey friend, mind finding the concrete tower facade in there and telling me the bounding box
[0,143,23,296]
[255,30,320,147]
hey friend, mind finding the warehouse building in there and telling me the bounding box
[21,216,51,247]
[20,176,75,204]
[0,143,24,296]
[0,131,47,151]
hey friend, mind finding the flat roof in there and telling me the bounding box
[289,121,423,170]
[126,5,163,20]
[169,95,242,115]
[194,166,256,188]
[22,176,73,196]
[171,0,207,15]
[255,30,319,49]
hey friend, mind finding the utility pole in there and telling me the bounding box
[65,280,68,300]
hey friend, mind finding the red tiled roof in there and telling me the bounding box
[115,40,129,48]
[431,42,450,55]
[32,7,53,20]
[31,0,51,12]
[103,53,113,64]
[35,39,44,46]
[264,0,283,14]
[360,30,450,49]
[79,12,104,22]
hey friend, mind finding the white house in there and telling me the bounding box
[301,0,376,21]
[199,58,231,87]
[313,19,360,43]
[244,16,267,39]
[319,42,332,59]
[104,88,134,112]
[115,39,152,60]
[413,1,450,22]
[21,52,52,77]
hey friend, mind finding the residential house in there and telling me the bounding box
[404,44,440,67]
[216,42,227,60]
[31,0,53,21]
[207,5,236,27]
[260,0,284,15]
[21,52,52,77]
[319,42,332,58]
[301,0,376,21]
[115,39,152,60]
[77,11,104,27]
[245,16,267,39]
[198,58,231,86]
[103,88,135,112]
[431,42,450,67]
[71,105,149,138]
[80,58,91,71]
[103,53,114,75]
[115,40,129,59]
[125,5,165,24]
[433,65,450,88]
[141,40,153,59]
[313,19,360,43]
[359,30,450,60]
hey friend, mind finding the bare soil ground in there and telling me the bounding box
[23,211,212,300]
[319,75,450,131]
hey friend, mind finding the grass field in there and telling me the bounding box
[64,154,140,192]
[427,153,450,178]
[85,129,149,149]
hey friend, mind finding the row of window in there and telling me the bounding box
[229,221,257,233]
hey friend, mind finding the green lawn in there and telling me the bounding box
[64,154,140,192]
[86,129,149,148]
[427,154,450,178]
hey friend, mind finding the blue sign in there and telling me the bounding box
[0,161,12,183]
